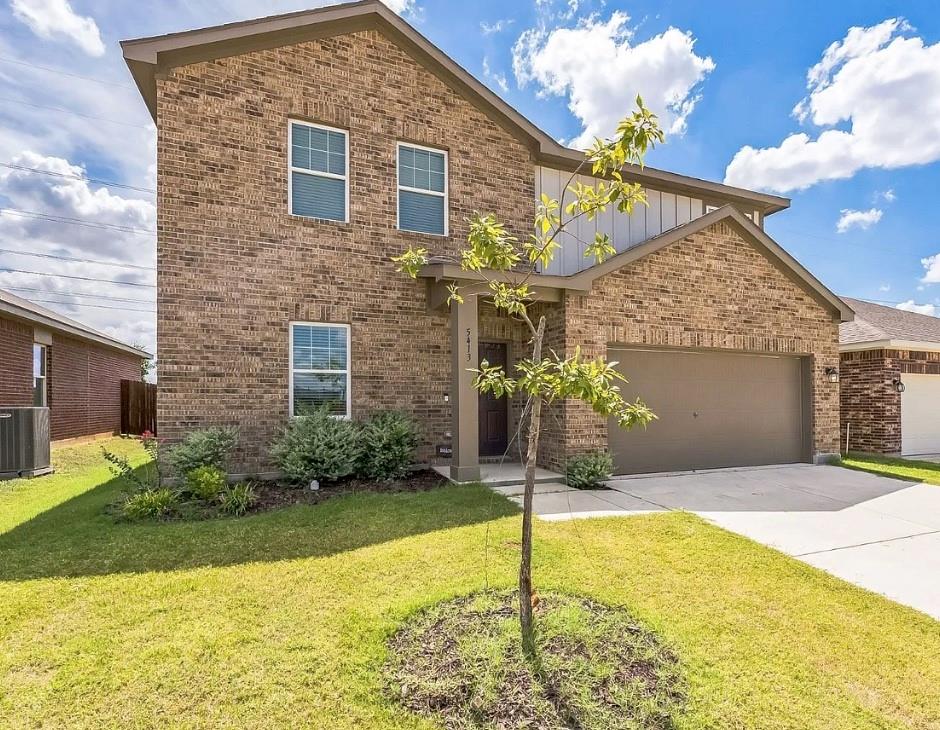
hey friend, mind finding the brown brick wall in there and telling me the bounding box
[546,221,841,470]
[0,315,33,406]
[0,314,141,440]
[156,29,535,471]
[839,348,940,454]
[48,333,143,441]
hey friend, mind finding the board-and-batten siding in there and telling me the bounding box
[534,166,704,276]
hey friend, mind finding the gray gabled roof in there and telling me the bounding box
[840,297,940,348]
[120,0,790,216]
[0,288,150,358]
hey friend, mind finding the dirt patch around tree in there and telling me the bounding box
[385,590,687,730]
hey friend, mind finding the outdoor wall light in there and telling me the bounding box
[892,379,906,393]
[825,367,839,384]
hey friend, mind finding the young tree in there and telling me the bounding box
[394,98,663,655]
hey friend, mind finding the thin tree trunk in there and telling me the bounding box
[519,315,546,657]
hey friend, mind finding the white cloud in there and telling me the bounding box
[880,188,897,203]
[725,18,940,193]
[381,0,414,15]
[921,253,940,284]
[482,57,509,93]
[512,11,715,148]
[896,300,938,317]
[0,152,156,351]
[481,18,513,35]
[836,207,883,233]
[11,0,105,56]
[878,284,891,292]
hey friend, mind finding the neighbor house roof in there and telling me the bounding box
[840,297,940,352]
[120,0,790,217]
[421,206,854,322]
[0,288,151,358]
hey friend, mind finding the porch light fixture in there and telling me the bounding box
[892,379,906,393]
[825,367,839,384]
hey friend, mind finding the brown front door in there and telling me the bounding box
[479,342,509,457]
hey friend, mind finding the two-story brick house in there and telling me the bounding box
[122,0,853,479]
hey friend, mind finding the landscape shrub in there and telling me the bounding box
[270,409,362,485]
[167,427,238,476]
[103,431,163,491]
[185,465,227,502]
[122,488,178,520]
[358,411,419,480]
[566,451,613,489]
[219,483,255,516]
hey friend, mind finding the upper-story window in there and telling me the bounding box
[289,120,348,222]
[398,143,447,236]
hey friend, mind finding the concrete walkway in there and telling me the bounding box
[494,465,940,620]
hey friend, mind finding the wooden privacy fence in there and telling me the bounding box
[121,380,157,436]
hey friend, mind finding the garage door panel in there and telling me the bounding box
[901,374,940,455]
[609,348,806,474]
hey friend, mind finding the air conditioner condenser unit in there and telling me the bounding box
[0,407,53,480]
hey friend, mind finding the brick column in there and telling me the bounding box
[450,293,480,482]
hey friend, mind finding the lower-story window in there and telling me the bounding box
[289,322,350,418]
[33,343,47,407]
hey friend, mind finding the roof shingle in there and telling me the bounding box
[840,297,940,346]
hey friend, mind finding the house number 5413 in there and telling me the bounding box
[466,328,472,362]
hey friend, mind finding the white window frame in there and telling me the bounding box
[396,141,448,236]
[288,321,351,419]
[288,119,349,223]
[33,343,47,407]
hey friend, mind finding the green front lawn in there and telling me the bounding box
[0,439,938,729]
[841,453,940,485]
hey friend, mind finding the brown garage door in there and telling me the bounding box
[608,347,809,475]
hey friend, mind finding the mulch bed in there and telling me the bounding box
[109,470,450,522]
[249,469,449,511]
[385,590,687,730]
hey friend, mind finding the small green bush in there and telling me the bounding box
[566,451,613,489]
[167,427,238,476]
[123,488,178,520]
[270,409,362,485]
[358,411,419,480]
[219,483,255,517]
[185,465,227,502]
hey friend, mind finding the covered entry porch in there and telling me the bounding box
[421,271,570,483]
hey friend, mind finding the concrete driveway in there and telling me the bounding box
[495,464,940,620]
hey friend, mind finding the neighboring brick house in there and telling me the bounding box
[122,0,852,478]
[0,288,149,441]
[840,298,940,456]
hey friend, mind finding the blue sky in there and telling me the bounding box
[0,0,938,353]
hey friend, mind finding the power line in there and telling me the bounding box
[2,285,155,304]
[26,298,155,313]
[0,96,152,130]
[847,294,939,308]
[0,267,155,287]
[0,55,136,90]
[1,208,155,235]
[0,162,156,195]
[0,247,155,270]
